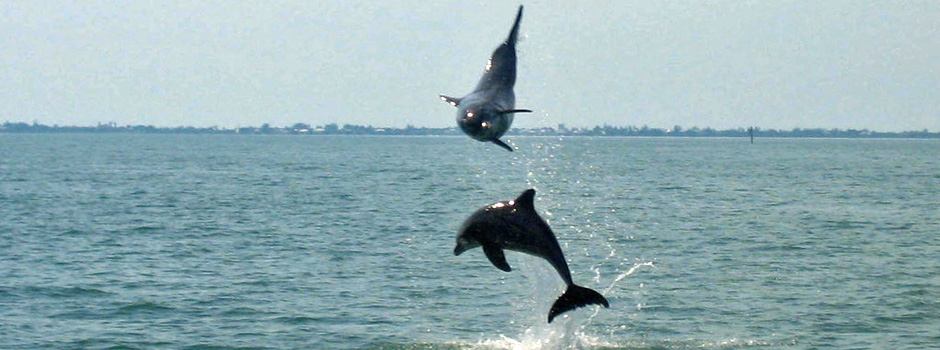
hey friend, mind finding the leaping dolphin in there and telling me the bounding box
[440,5,532,152]
[454,189,609,323]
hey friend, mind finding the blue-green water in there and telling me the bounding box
[1,134,938,349]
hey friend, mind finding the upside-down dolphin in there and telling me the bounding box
[440,5,532,152]
[454,189,609,323]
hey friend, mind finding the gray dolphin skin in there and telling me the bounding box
[455,189,609,323]
[440,5,532,152]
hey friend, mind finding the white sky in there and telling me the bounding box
[2,1,938,131]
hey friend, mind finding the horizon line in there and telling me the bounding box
[2,121,937,139]
[1,120,934,134]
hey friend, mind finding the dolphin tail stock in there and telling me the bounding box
[506,5,524,46]
[547,284,609,323]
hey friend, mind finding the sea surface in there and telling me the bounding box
[1,134,938,350]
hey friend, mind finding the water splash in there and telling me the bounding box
[601,262,655,297]
[465,254,653,350]
[471,331,615,350]
[584,261,655,328]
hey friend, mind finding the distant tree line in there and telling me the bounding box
[2,121,937,139]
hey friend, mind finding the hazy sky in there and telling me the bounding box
[3,1,938,131]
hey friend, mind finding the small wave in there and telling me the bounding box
[62,228,88,235]
[50,307,108,320]
[880,222,915,231]
[819,219,873,230]
[657,185,691,192]
[873,312,931,325]
[131,224,165,233]
[23,285,113,298]
[219,306,264,317]
[113,301,176,316]
[273,315,320,325]
[766,199,797,207]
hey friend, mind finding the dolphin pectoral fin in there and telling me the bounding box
[482,244,511,272]
[547,284,609,323]
[492,139,513,152]
[439,95,461,107]
[497,109,533,115]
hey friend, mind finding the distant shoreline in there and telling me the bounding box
[2,121,937,139]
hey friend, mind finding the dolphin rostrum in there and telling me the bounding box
[440,5,532,152]
[454,189,609,323]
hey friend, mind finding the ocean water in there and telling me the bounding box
[1,134,938,350]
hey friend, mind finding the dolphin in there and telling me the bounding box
[454,189,609,323]
[440,5,532,152]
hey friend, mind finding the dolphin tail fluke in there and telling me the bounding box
[547,284,609,323]
[493,139,514,152]
[506,5,524,46]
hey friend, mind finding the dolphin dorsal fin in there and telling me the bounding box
[516,189,536,211]
[483,243,511,272]
[439,95,461,107]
